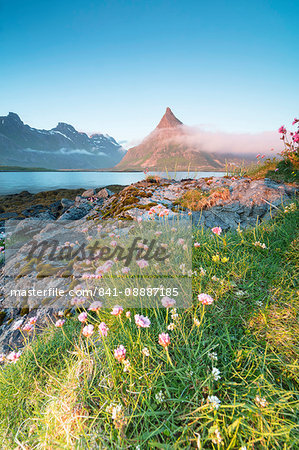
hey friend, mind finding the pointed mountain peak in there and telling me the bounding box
[156,107,183,129]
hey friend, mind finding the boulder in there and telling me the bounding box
[82,189,96,198]
[95,188,110,199]
[58,203,93,221]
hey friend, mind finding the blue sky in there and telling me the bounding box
[0,0,298,143]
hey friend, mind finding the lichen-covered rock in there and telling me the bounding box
[97,176,297,228]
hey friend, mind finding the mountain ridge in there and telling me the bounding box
[0,112,126,170]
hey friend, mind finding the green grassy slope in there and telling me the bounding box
[0,203,298,448]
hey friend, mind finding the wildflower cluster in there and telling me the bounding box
[284,202,296,214]
[253,241,267,249]
[278,118,299,163]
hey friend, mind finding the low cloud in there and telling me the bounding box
[126,125,283,158]
[179,125,282,157]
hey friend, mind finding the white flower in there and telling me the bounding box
[211,427,223,444]
[170,308,178,320]
[111,403,123,420]
[207,395,221,409]
[155,390,165,404]
[255,395,268,408]
[284,202,296,213]
[254,241,267,249]
[123,359,131,372]
[179,263,186,274]
[236,290,246,297]
[211,367,221,380]
[256,301,263,307]
[142,347,150,356]
[240,446,247,450]
[167,323,175,331]
[208,352,218,361]
[200,267,206,276]
[193,317,200,326]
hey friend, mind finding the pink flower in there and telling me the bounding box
[78,312,88,323]
[98,322,109,337]
[261,154,265,158]
[278,126,286,134]
[126,311,131,318]
[23,323,33,332]
[198,293,214,305]
[55,319,65,327]
[110,240,117,248]
[159,333,170,348]
[82,324,94,337]
[121,267,130,274]
[256,153,261,158]
[212,227,222,236]
[134,314,151,328]
[178,238,185,245]
[111,305,124,316]
[194,242,201,248]
[136,259,149,269]
[114,345,126,362]
[161,296,176,308]
[28,316,37,325]
[88,301,103,311]
[293,132,299,143]
[292,118,298,125]
[6,350,21,363]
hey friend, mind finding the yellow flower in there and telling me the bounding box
[221,257,229,263]
[212,254,220,262]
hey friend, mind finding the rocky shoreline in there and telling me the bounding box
[0,176,297,230]
[0,175,297,353]
[0,184,126,226]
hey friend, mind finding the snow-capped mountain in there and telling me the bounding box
[0,112,126,169]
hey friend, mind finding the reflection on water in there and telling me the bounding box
[0,171,225,195]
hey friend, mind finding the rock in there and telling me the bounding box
[35,211,56,220]
[82,189,96,198]
[60,198,74,209]
[95,188,109,199]
[264,178,281,189]
[58,204,93,221]
[21,204,46,217]
[0,212,19,219]
[251,204,268,218]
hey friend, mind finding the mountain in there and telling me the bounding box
[115,107,252,171]
[0,112,126,170]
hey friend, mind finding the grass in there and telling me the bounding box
[0,203,298,448]
[177,187,230,211]
[231,156,299,183]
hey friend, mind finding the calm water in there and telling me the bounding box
[0,171,225,195]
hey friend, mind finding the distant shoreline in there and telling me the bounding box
[0,166,226,173]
